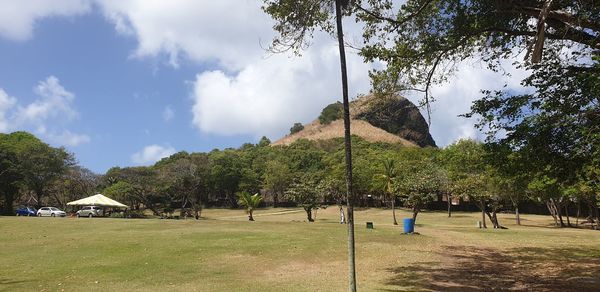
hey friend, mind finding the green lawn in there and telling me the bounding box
[1,208,599,291]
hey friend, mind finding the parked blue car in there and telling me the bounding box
[15,207,37,216]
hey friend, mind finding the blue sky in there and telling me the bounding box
[0,1,529,174]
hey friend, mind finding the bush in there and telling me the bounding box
[289,123,304,134]
[318,102,343,125]
[127,210,146,218]
[110,212,124,218]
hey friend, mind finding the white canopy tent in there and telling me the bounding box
[67,194,128,209]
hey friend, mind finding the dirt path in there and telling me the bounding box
[211,209,305,220]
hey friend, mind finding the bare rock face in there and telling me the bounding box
[352,95,437,147]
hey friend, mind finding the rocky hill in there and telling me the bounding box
[273,94,437,147]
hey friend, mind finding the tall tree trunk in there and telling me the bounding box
[412,205,419,227]
[2,190,16,215]
[492,210,500,228]
[594,204,600,230]
[546,200,559,226]
[515,206,521,225]
[334,1,356,290]
[305,207,314,222]
[447,194,452,218]
[480,199,487,229]
[193,203,200,220]
[554,199,565,227]
[248,210,254,221]
[485,211,496,228]
[273,192,279,208]
[575,201,580,227]
[564,203,571,227]
[392,195,398,225]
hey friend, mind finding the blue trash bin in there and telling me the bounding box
[403,218,414,233]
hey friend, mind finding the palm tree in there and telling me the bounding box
[378,159,399,225]
[237,192,263,221]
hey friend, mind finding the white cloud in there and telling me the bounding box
[0,89,17,132]
[131,144,176,165]
[46,130,91,147]
[191,45,371,137]
[97,0,273,70]
[16,76,78,125]
[162,105,174,122]
[0,76,90,147]
[0,0,91,41]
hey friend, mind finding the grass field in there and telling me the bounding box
[1,208,599,291]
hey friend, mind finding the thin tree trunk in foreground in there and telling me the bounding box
[335,0,356,290]
[547,200,559,226]
[305,208,314,222]
[447,195,452,218]
[575,202,580,227]
[412,206,419,228]
[480,200,487,229]
[392,195,398,225]
[564,203,571,227]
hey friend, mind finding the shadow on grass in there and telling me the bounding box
[0,278,31,291]
[383,246,600,291]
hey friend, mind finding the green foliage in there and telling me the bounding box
[237,192,263,221]
[318,102,343,125]
[395,159,445,222]
[258,136,271,147]
[289,122,304,135]
[0,131,74,213]
[285,174,324,222]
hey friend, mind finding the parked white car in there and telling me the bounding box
[76,206,104,218]
[37,207,66,217]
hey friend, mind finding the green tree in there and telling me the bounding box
[285,174,324,222]
[318,102,343,125]
[51,166,100,210]
[104,166,160,215]
[156,154,199,218]
[289,122,304,134]
[258,136,271,147]
[237,192,263,221]
[0,137,22,215]
[444,140,491,228]
[209,150,243,207]
[103,181,136,208]
[396,159,444,227]
[376,158,399,225]
[0,132,74,209]
[263,160,292,207]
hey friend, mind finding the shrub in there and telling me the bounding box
[318,102,343,125]
[289,123,304,134]
[110,212,124,218]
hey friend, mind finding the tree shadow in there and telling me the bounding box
[0,278,31,291]
[383,245,600,291]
